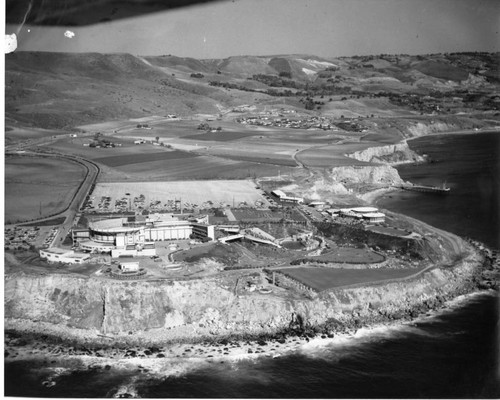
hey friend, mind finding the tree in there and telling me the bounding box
[155,136,160,143]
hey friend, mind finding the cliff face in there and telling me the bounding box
[4,249,481,341]
[329,165,404,185]
[279,165,404,201]
[347,142,425,165]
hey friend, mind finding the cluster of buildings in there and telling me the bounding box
[70,213,215,258]
[5,226,40,251]
[41,213,216,264]
[237,115,338,130]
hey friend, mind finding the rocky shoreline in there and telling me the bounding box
[5,211,499,399]
[5,241,497,365]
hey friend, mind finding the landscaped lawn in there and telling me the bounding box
[279,266,425,291]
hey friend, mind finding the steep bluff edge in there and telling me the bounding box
[346,141,425,165]
[4,240,483,345]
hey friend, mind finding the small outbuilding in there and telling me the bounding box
[119,262,140,272]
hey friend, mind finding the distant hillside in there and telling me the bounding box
[414,60,469,82]
[5,52,240,129]
[5,51,499,130]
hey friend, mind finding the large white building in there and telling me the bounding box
[75,213,215,257]
[40,247,91,264]
[272,189,304,204]
[330,207,386,223]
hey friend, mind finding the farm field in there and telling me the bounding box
[279,265,426,292]
[183,131,261,141]
[296,142,378,168]
[98,156,297,181]
[5,126,64,144]
[93,150,197,167]
[43,136,170,159]
[91,180,271,209]
[197,139,304,167]
[5,156,86,223]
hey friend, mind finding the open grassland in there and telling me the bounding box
[173,243,241,264]
[197,140,302,167]
[98,156,297,181]
[5,156,86,223]
[309,248,385,264]
[44,128,299,180]
[93,150,197,167]
[296,141,381,168]
[4,126,64,145]
[91,180,271,209]
[366,226,410,237]
[280,265,426,292]
[183,131,260,141]
[43,135,169,159]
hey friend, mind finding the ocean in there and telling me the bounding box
[4,131,500,398]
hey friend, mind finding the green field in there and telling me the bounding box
[183,131,260,141]
[94,150,197,167]
[5,156,86,223]
[309,248,385,264]
[296,143,376,168]
[279,266,425,291]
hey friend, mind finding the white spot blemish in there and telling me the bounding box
[5,34,17,53]
[64,30,75,39]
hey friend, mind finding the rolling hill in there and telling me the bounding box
[5,51,499,131]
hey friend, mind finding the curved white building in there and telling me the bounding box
[76,214,215,257]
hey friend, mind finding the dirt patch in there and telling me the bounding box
[173,243,241,265]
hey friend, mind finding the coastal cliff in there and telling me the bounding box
[4,245,483,344]
[278,165,404,201]
[347,141,425,165]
